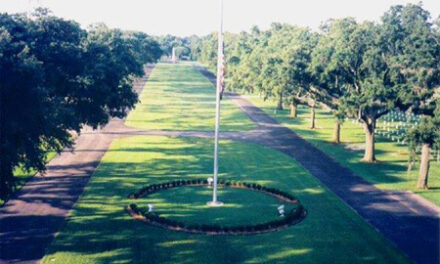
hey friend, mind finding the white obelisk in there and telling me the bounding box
[171,47,177,63]
[208,0,224,207]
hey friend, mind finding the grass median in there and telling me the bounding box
[125,63,256,132]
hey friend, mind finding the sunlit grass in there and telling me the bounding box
[125,63,256,131]
[139,185,299,226]
[246,95,440,205]
[42,136,409,264]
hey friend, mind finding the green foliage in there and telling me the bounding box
[157,34,185,56]
[156,34,198,60]
[125,31,163,64]
[0,12,161,199]
[248,98,440,205]
[199,32,218,70]
[260,25,319,105]
[313,19,397,128]
[381,4,440,148]
[187,2,439,177]
[407,100,440,147]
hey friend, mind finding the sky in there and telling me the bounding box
[1,0,439,37]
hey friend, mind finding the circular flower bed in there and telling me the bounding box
[126,179,307,235]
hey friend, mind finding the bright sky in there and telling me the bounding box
[1,0,439,36]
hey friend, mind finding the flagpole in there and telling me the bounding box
[208,0,224,206]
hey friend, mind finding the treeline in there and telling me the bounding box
[0,9,162,199]
[191,4,440,188]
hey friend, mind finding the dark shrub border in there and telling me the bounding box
[126,179,307,235]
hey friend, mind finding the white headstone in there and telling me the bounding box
[278,205,285,217]
[207,177,214,186]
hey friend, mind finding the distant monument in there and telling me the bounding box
[171,47,177,63]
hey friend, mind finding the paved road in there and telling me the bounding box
[1,64,439,264]
[228,92,440,264]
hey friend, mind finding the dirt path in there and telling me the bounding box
[1,64,439,264]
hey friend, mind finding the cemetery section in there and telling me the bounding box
[247,96,440,205]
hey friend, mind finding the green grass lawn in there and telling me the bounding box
[125,63,256,131]
[42,136,409,264]
[246,95,440,205]
[140,185,300,226]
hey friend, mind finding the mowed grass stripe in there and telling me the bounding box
[125,63,256,131]
[42,136,410,264]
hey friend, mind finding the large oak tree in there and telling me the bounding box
[381,4,440,188]
[0,11,161,199]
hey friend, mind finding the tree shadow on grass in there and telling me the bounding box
[38,136,420,264]
[38,138,317,263]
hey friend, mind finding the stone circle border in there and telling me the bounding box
[126,179,307,235]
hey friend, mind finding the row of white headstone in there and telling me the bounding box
[350,110,439,153]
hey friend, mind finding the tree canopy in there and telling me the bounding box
[0,11,162,199]
[189,3,439,188]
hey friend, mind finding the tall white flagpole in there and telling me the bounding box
[208,0,224,206]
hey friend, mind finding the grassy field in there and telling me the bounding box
[125,63,256,131]
[246,95,440,205]
[42,136,409,264]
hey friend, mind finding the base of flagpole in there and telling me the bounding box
[207,201,224,207]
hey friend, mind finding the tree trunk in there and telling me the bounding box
[417,143,431,189]
[310,104,316,129]
[290,100,297,118]
[407,160,415,173]
[0,160,13,200]
[437,150,439,162]
[332,122,341,144]
[276,93,283,110]
[363,120,376,162]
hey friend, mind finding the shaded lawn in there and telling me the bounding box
[246,95,440,205]
[0,151,56,206]
[42,136,409,264]
[125,63,256,132]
